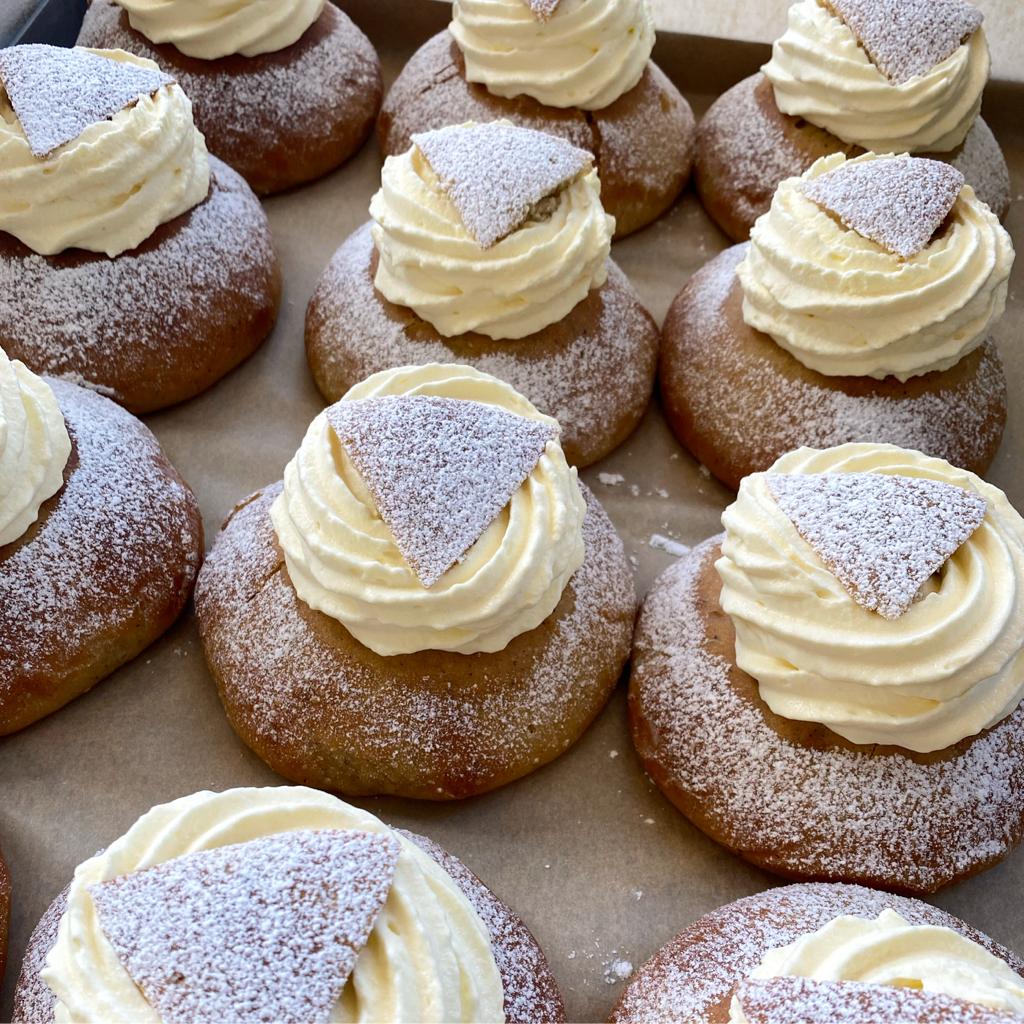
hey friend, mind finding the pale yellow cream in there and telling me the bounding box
[737,153,1014,381]
[763,0,988,153]
[0,49,209,257]
[271,364,586,656]
[450,0,655,110]
[717,443,1024,753]
[41,786,505,1023]
[729,909,1024,1021]
[369,127,613,341]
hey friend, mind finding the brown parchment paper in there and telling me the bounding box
[2,4,1023,1021]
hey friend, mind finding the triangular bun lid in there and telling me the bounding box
[801,156,965,259]
[411,121,593,248]
[766,471,987,619]
[0,44,174,158]
[737,976,1018,1024]
[327,393,558,588]
[522,0,563,19]
[826,0,984,84]
[89,828,400,1024]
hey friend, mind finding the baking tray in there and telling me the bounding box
[2,3,1023,1021]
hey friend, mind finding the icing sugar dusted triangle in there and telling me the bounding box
[522,0,563,19]
[412,122,592,248]
[0,44,174,158]
[328,395,557,588]
[766,472,987,620]
[802,157,964,259]
[89,829,400,1024]
[737,976,1017,1024]
[826,0,984,84]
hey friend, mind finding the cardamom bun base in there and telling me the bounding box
[77,0,382,195]
[12,830,566,1024]
[609,882,1024,1024]
[305,222,660,468]
[378,31,695,238]
[659,245,1006,491]
[629,537,1024,894]
[0,380,203,736]
[695,74,1011,242]
[0,159,281,414]
[195,483,636,800]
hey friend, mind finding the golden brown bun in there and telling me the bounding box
[629,537,1024,895]
[0,847,8,989]
[0,380,203,736]
[0,159,281,414]
[695,74,1011,242]
[378,31,695,238]
[659,245,1006,491]
[195,483,636,800]
[13,832,565,1024]
[77,0,382,195]
[609,882,1024,1024]
[305,223,659,468]
[696,73,1007,244]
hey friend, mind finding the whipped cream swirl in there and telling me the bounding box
[737,153,1014,381]
[0,350,70,547]
[763,0,988,153]
[729,909,1024,1021]
[370,135,613,340]
[716,443,1024,753]
[271,364,586,656]
[0,49,209,257]
[41,786,505,1023]
[450,0,654,110]
[115,0,325,59]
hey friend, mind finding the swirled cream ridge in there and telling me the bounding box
[728,909,1024,1021]
[450,0,655,110]
[271,364,586,656]
[736,153,1014,381]
[369,125,613,340]
[762,0,988,153]
[41,786,505,1023]
[0,349,70,547]
[0,49,209,257]
[716,443,1024,753]
[114,0,325,59]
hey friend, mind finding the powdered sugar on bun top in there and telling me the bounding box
[0,47,209,257]
[717,443,1024,753]
[763,0,989,153]
[451,0,654,110]
[271,364,586,656]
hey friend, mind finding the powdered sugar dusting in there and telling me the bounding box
[737,976,1017,1024]
[398,830,566,1024]
[523,0,563,19]
[0,380,200,702]
[90,829,400,1024]
[802,157,965,258]
[611,883,1024,1023]
[826,0,984,84]
[0,44,173,158]
[412,122,592,248]
[328,395,555,588]
[629,538,1024,893]
[766,472,987,619]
